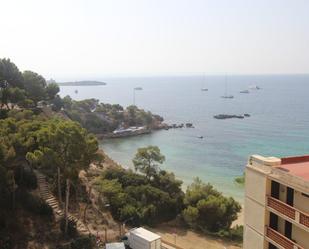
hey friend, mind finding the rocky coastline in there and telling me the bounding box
[97,122,195,139]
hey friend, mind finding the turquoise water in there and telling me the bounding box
[59,75,309,202]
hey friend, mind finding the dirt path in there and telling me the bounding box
[150,225,242,249]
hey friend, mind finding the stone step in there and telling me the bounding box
[46,199,57,203]
[46,198,57,202]
[47,201,58,206]
[46,197,56,202]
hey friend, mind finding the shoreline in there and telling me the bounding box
[99,140,245,201]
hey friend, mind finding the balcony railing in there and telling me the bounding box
[266,227,304,249]
[267,196,295,219]
[267,196,309,228]
[299,213,309,228]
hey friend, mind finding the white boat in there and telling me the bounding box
[249,85,261,90]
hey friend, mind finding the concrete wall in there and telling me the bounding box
[292,224,309,249]
[244,167,268,249]
[294,190,309,214]
[245,197,266,234]
[243,225,265,249]
[245,167,267,205]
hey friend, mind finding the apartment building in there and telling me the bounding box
[244,154,309,249]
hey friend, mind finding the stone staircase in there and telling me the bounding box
[35,171,89,234]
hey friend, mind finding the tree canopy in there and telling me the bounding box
[133,146,165,179]
[182,177,241,233]
[0,58,59,111]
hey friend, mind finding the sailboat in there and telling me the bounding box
[201,74,208,91]
[221,75,234,99]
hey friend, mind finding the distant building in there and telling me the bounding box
[244,155,309,249]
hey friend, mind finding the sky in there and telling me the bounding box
[1,0,309,80]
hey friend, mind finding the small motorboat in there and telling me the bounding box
[240,90,249,93]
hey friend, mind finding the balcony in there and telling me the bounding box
[267,196,309,229]
[267,196,295,219]
[266,227,304,249]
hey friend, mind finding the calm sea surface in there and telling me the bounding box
[59,75,309,202]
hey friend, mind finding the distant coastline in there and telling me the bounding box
[57,80,107,86]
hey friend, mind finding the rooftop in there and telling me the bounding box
[130,227,161,242]
[279,155,309,181]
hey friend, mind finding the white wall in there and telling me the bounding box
[243,225,265,249]
[245,167,267,205]
[292,224,309,249]
[294,190,309,214]
[245,197,266,235]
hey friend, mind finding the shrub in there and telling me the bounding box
[38,201,53,216]
[234,174,245,185]
[182,178,241,233]
[15,167,37,190]
[70,235,95,249]
[60,218,77,238]
[18,190,53,217]
[228,225,243,241]
[0,235,13,249]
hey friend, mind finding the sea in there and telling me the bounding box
[59,74,309,203]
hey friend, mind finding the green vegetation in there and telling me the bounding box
[26,119,101,234]
[95,146,242,240]
[95,169,184,225]
[182,178,241,234]
[133,146,165,179]
[0,110,101,246]
[0,58,59,110]
[61,98,163,134]
[234,173,245,185]
[0,58,102,247]
[0,58,243,247]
